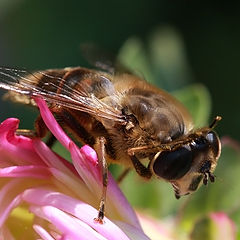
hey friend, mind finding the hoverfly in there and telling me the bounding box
[0,66,221,223]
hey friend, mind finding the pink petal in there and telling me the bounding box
[34,98,72,150]
[137,212,173,240]
[0,118,30,146]
[0,193,21,227]
[70,143,100,194]
[80,145,98,166]
[35,98,100,184]
[32,139,78,177]
[115,221,150,240]
[33,225,55,240]
[107,174,142,229]
[0,165,51,178]
[210,212,236,240]
[49,168,94,204]
[0,118,44,166]
[0,226,15,240]
[58,235,72,240]
[79,145,142,230]
[31,205,108,240]
[23,188,131,240]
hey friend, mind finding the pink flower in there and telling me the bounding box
[0,98,151,239]
[190,212,236,240]
[209,212,236,240]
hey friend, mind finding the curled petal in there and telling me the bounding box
[34,98,72,150]
[70,143,100,194]
[0,118,43,166]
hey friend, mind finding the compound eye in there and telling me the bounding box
[206,131,221,158]
[153,145,193,180]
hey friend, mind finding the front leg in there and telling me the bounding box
[16,115,57,147]
[130,155,152,179]
[16,115,48,138]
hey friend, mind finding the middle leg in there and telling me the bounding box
[94,136,108,224]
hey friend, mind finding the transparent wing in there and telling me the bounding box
[80,43,131,75]
[0,66,126,124]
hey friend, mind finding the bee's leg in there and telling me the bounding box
[16,115,46,137]
[130,155,152,179]
[15,129,37,137]
[94,136,108,224]
[34,115,57,147]
[117,168,130,183]
[17,116,58,148]
[45,133,57,148]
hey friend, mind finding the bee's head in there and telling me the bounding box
[150,118,221,198]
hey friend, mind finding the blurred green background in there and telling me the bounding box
[0,0,239,140]
[0,0,239,239]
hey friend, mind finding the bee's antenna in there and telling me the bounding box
[209,116,222,129]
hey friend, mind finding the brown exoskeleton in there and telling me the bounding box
[0,66,221,223]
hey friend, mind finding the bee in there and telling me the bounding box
[0,66,221,223]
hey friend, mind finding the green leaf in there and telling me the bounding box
[172,84,212,127]
[191,213,236,240]
[117,37,155,84]
[52,141,72,162]
[148,26,193,90]
[190,217,213,240]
